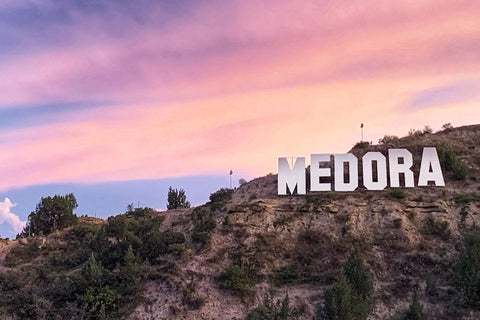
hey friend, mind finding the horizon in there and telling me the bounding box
[1,1,480,237]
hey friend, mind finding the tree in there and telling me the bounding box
[403,290,427,320]
[343,248,373,313]
[322,272,353,320]
[318,248,373,320]
[455,231,480,309]
[167,187,191,210]
[82,253,103,286]
[22,193,78,236]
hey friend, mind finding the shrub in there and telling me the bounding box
[455,231,480,309]
[441,123,453,131]
[425,276,437,297]
[454,193,480,204]
[352,141,370,150]
[217,264,253,298]
[379,135,399,144]
[273,265,300,285]
[421,216,450,240]
[393,218,403,229]
[167,187,191,210]
[191,206,216,245]
[209,188,234,203]
[182,281,205,310]
[403,291,427,320]
[390,188,406,199]
[436,147,467,180]
[80,286,119,319]
[317,249,372,320]
[422,125,433,134]
[247,291,299,320]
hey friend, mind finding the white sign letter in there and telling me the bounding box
[362,152,387,190]
[311,154,331,191]
[388,149,414,187]
[418,147,445,186]
[334,153,358,191]
[278,157,306,195]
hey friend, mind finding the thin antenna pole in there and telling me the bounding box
[361,123,364,142]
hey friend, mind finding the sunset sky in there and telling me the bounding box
[0,0,479,237]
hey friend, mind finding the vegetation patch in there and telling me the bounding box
[389,188,407,200]
[1,204,186,319]
[247,291,300,320]
[191,206,216,247]
[315,249,373,320]
[216,264,253,298]
[454,193,480,204]
[455,231,480,309]
[436,147,468,180]
[421,216,451,240]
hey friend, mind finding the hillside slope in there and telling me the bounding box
[1,124,480,320]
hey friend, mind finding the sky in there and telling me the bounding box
[0,0,479,237]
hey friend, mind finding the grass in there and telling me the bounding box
[389,188,407,199]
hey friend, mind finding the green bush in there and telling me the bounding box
[436,147,468,180]
[247,291,299,320]
[192,206,216,245]
[317,249,373,320]
[217,264,253,298]
[273,265,300,285]
[454,193,480,204]
[80,286,119,319]
[209,188,234,203]
[421,216,450,240]
[390,188,406,199]
[379,135,399,144]
[455,231,480,309]
[403,291,427,320]
[319,272,353,320]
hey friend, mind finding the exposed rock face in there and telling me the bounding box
[128,125,480,319]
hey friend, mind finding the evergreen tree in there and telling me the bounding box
[455,230,480,308]
[403,291,427,320]
[82,253,103,286]
[322,272,353,320]
[318,249,373,320]
[167,187,191,210]
[343,248,373,318]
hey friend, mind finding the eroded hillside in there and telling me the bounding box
[1,125,480,320]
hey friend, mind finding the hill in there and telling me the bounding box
[1,124,480,319]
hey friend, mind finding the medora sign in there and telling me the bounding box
[278,147,445,195]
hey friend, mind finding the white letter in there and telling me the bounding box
[278,157,306,195]
[388,149,414,187]
[362,152,387,190]
[310,154,331,191]
[418,147,445,186]
[334,153,358,191]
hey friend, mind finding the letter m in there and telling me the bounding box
[278,157,306,195]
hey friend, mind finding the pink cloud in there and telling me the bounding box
[0,0,479,191]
